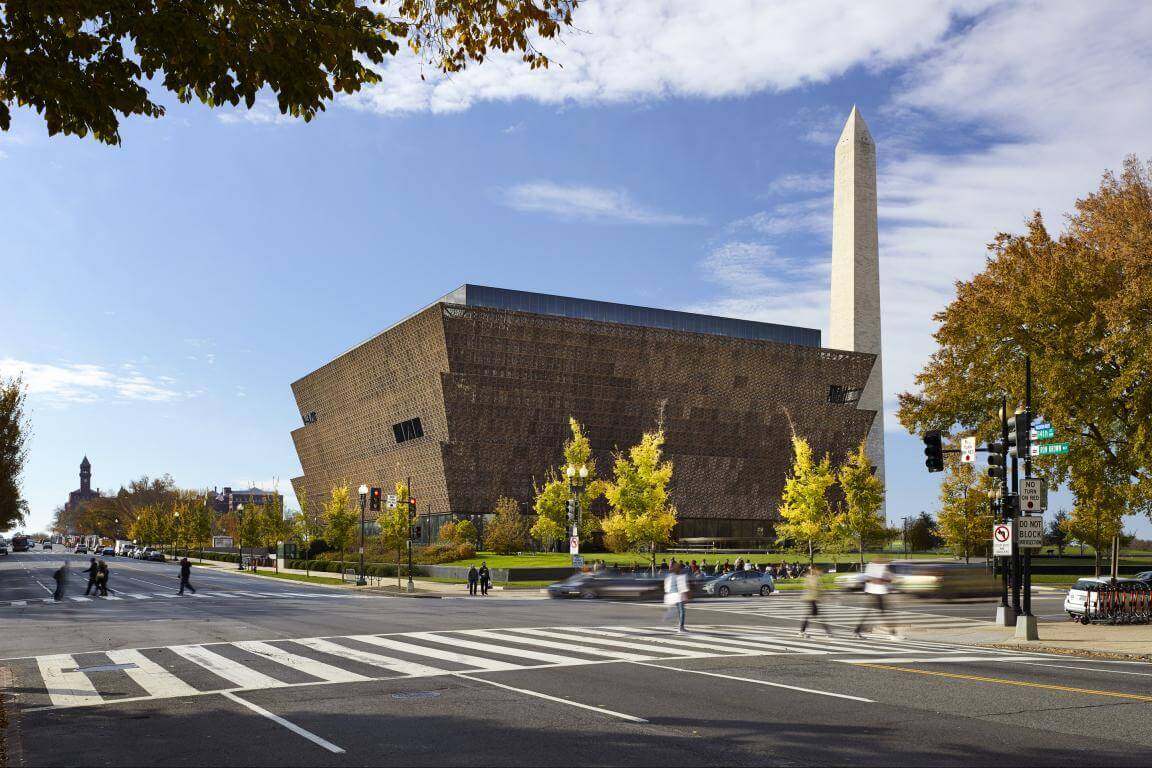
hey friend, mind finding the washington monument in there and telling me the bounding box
[829,106,885,485]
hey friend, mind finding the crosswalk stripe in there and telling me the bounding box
[594,626,833,655]
[292,638,447,677]
[199,592,237,598]
[348,635,523,672]
[694,628,904,655]
[105,649,200,698]
[37,654,103,708]
[409,631,586,664]
[150,593,178,599]
[561,626,773,655]
[232,641,373,684]
[455,629,652,662]
[11,601,26,607]
[500,627,715,658]
[103,595,123,601]
[122,593,152,600]
[69,596,91,602]
[169,645,286,689]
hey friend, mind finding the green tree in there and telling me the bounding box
[1,0,577,145]
[834,441,887,566]
[240,504,264,568]
[377,482,412,588]
[483,497,531,555]
[602,428,676,572]
[907,512,942,552]
[323,483,358,581]
[897,158,1152,531]
[775,434,836,565]
[1062,477,1124,577]
[454,519,478,546]
[531,418,605,548]
[259,491,293,573]
[292,493,324,575]
[1047,509,1070,555]
[935,460,994,562]
[0,376,30,531]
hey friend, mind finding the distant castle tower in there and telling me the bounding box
[829,106,885,486]
[80,455,92,493]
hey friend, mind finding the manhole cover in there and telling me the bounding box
[390,691,441,700]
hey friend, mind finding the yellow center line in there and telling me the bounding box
[858,663,1152,702]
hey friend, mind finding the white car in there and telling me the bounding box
[1064,577,1144,624]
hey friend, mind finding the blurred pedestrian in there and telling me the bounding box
[52,562,68,601]
[81,557,98,595]
[799,566,831,637]
[178,557,197,595]
[855,558,895,638]
[663,562,689,632]
[95,560,109,597]
[467,564,479,596]
[478,562,491,596]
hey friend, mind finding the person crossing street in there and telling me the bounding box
[664,562,689,632]
[178,557,197,595]
[467,564,479,596]
[52,561,68,601]
[854,558,895,638]
[799,565,832,637]
[81,557,98,595]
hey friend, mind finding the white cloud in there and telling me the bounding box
[342,0,993,115]
[0,358,189,405]
[731,196,831,238]
[499,181,700,224]
[217,101,295,126]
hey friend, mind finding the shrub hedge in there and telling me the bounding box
[286,559,427,578]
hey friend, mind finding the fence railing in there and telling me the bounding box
[1084,581,1152,624]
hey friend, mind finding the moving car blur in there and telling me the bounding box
[834,562,996,599]
[702,570,775,597]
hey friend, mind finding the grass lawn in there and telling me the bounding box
[245,570,348,586]
[442,551,954,569]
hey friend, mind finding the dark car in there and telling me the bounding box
[146,550,166,562]
[547,572,663,600]
[101,546,116,557]
[74,544,88,554]
[1132,571,1152,585]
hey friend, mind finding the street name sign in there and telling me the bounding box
[1017,515,1044,548]
[1030,427,1055,440]
[1036,442,1069,456]
[1020,477,1048,512]
[961,436,976,463]
[993,523,1012,556]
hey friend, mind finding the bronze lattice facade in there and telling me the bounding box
[290,287,877,542]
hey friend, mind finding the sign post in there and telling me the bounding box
[992,523,1013,557]
[960,436,976,463]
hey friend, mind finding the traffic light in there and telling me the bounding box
[923,430,944,472]
[1008,409,1030,458]
[987,440,1007,479]
[566,498,576,522]
[369,487,381,512]
[410,525,422,540]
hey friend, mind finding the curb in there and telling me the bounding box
[982,643,1152,662]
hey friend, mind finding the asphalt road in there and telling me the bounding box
[2,549,1150,767]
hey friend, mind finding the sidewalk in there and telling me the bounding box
[190,558,546,598]
[906,617,1152,659]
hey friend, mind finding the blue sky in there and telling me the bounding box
[3,0,1151,536]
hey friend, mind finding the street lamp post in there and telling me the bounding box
[173,511,180,558]
[236,503,245,570]
[566,464,589,553]
[357,484,369,586]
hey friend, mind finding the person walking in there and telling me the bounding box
[82,557,99,595]
[178,557,197,595]
[95,560,110,597]
[478,562,491,596]
[854,558,895,638]
[663,562,689,632]
[52,561,68,601]
[799,566,832,637]
[467,565,479,596]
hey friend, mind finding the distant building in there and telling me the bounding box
[212,486,284,514]
[65,456,101,513]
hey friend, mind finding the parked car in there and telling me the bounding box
[1133,571,1152,585]
[0,540,8,556]
[101,546,116,557]
[1063,577,1147,623]
[702,570,775,597]
[41,541,53,550]
[74,544,88,554]
[146,550,166,562]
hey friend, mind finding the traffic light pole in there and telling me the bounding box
[998,396,1015,626]
[1016,354,1038,639]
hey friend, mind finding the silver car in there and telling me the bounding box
[702,570,775,597]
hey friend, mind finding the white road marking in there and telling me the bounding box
[408,631,586,665]
[479,628,683,660]
[631,661,875,702]
[232,641,373,684]
[105,649,199,698]
[1001,660,1152,677]
[560,626,766,655]
[292,638,447,677]
[349,634,523,672]
[455,674,648,723]
[836,656,1053,664]
[123,593,152,600]
[222,691,345,754]
[169,645,285,689]
[68,596,92,602]
[37,654,103,708]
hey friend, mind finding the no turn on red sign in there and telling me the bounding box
[961,436,976,463]
[993,523,1012,556]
